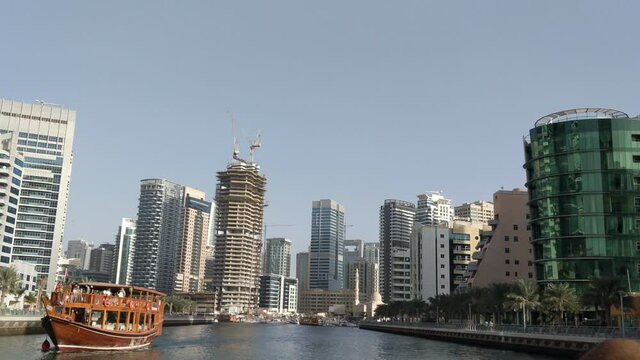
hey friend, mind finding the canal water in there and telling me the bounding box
[0,324,562,360]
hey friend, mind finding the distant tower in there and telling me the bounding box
[416,192,453,227]
[113,218,136,285]
[309,199,346,290]
[264,238,292,277]
[212,162,266,312]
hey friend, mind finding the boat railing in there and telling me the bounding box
[53,292,161,312]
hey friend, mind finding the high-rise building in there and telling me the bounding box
[309,199,345,290]
[454,201,494,224]
[258,274,298,313]
[466,189,534,288]
[89,243,115,277]
[411,224,450,300]
[363,242,380,265]
[264,238,292,277]
[416,192,454,227]
[0,132,23,268]
[379,199,415,303]
[175,188,211,293]
[113,218,136,285]
[347,259,379,303]
[66,239,92,270]
[0,99,76,291]
[131,179,184,293]
[343,239,364,288]
[523,108,640,291]
[296,251,309,292]
[212,162,266,312]
[449,220,488,291]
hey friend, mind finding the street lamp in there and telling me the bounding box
[618,290,626,338]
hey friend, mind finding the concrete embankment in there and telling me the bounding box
[360,322,602,358]
[0,315,217,336]
[0,316,44,336]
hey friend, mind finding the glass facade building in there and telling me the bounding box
[524,108,640,291]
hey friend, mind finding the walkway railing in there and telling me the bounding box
[0,309,42,318]
[363,320,640,339]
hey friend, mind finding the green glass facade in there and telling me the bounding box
[524,109,640,291]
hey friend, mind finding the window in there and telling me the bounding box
[440,275,445,279]
[440,264,445,268]
[515,272,518,277]
[3,236,11,244]
[513,225,518,230]
[526,225,531,230]
[632,134,640,142]
[505,248,510,253]
[633,155,640,163]
[515,260,520,265]
[1,246,10,253]
[505,272,510,276]
[526,214,530,219]
[440,285,445,289]
[440,254,444,258]
[514,236,519,242]
[0,256,8,263]
[528,261,533,266]
[505,259,510,264]
[13,168,21,177]
[529,248,532,254]
[528,272,533,278]
[440,244,444,248]
[440,234,444,238]
[636,197,640,212]
[504,236,509,241]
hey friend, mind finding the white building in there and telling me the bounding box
[113,218,136,285]
[0,132,24,268]
[454,201,494,224]
[0,99,76,292]
[416,192,454,227]
[1,260,38,309]
[411,224,451,301]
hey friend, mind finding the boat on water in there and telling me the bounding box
[299,316,322,326]
[217,313,239,323]
[40,282,166,352]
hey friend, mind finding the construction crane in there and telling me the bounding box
[229,112,261,164]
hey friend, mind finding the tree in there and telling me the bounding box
[374,304,391,318]
[23,293,37,310]
[506,279,540,329]
[0,266,21,307]
[582,277,625,326]
[542,283,581,325]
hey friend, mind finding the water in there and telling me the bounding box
[0,324,561,360]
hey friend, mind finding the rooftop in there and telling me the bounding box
[534,108,629,127]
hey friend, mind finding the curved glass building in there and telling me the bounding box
[524,108,640,291]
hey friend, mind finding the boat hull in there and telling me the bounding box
[42,315,158,352]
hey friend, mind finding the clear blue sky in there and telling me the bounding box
[2,1,639,259]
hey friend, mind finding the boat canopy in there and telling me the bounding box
[73,282,166,297]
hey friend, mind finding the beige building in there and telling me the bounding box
[466,189,535,288]
[450,220,490,291]
[454,201,494,224]
[212,162,266,312]
[175,187,211,293]
[298,289,357,315]
[347,259,379,303]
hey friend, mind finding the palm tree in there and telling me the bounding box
[542,283,581,325]
[582,277,625,326]
[374,304,391,319]
[23,293,37,311]
[506,279,540,329]
[0,266,21,307]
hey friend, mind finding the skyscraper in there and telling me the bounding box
[175,188,211,293]
[89,243,115,277]
[296,251,309,292]
[212,162,266,312]
[309,199,345,290]
[113,218,136,285]
[66,239,92,270]
[524,108,640,291]
[379,199,415,303]
[343,239,364,289]
[0,132,23,268]
[0,99,76,291]
[363,242,380,265]
[264,238,292,277]
[416,192,454,227]
[131,179,184,293]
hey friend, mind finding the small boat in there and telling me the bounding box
[41,282,166,352]
[299,316,322,326]
[217,313,239,323]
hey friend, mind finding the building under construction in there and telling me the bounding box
[212,162,266,312]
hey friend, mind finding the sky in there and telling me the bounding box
[2,1,640,264]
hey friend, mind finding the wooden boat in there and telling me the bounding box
[299,316,321,326]
[217,313,239,323]
[40,282,166,352]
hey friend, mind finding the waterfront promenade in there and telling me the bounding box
[360,321,638,358]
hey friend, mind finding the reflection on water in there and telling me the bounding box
[0,324,561,360]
